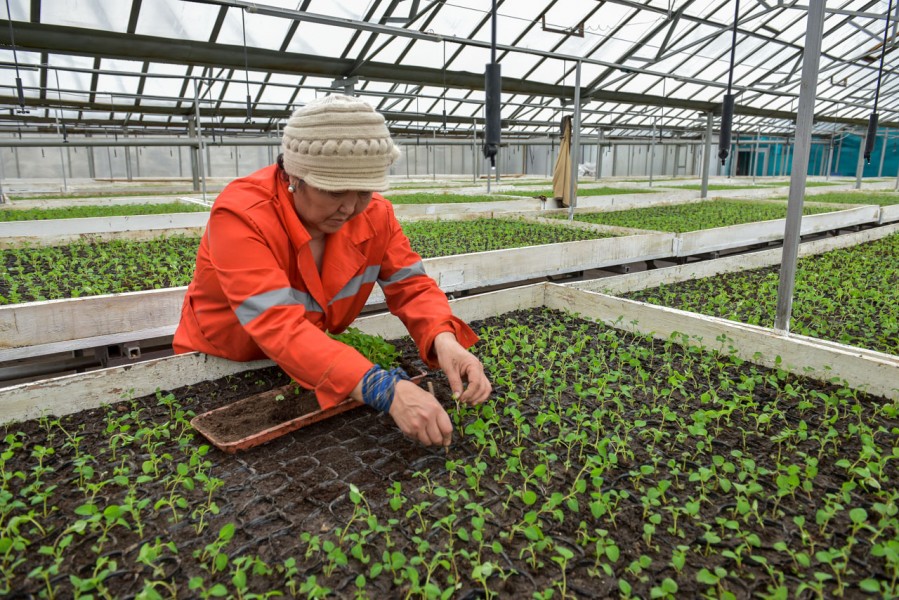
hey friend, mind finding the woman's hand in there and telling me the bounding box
[432,332,492,405]
[388,379,453,446]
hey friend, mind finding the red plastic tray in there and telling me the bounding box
[191,370,426,453]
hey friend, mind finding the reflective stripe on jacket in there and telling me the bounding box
[173,164,478,409]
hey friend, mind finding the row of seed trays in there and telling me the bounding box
[0,218,622,306]
[600,230,899,359]
[0,182,665,247]
[3,192,893,359]
[541,197,889,257]
[792,191,899,224]
[1,275,897,598]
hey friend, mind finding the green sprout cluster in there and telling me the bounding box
[402,218,611,259]
[563,200,835,232]
[0,203,209,222]
[1,309,896,598]
[624,234,899,356]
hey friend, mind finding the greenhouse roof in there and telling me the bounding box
[0,0,896,139]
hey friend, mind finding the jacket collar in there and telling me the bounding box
[273,171,382,306]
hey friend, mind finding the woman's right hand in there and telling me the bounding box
[388,379,453,447]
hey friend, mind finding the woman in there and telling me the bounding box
[174,94,491,447]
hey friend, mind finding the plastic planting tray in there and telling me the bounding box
[191,369,427,453]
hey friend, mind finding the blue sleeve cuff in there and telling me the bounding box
[361,364,411,413]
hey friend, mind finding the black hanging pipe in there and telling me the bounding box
[242,8,253,122]
[865,0,893,164]
[718,0,740,165]
[5,0,28,114]
[54,69,68,142]
[483,0,501,166]
[442,40,448,131]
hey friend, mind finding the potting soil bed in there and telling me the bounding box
[191,384,326,444]
[2,309,897,598]
[0,219,609,304]
[624,233,899,356]
[561,199,835,233]
[192,361,425,452]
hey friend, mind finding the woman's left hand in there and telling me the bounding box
[432,332,492,405]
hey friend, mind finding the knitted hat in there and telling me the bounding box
[281,94,400,192]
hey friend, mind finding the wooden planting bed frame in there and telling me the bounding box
[2,280,897,425]
[0,212,209,248]
[571,222,899,297]
[0,232,674,362]
[523,204,886,256]
[2,195,894,363]
[878,202,899,223]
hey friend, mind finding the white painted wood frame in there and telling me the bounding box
[675,206,880,256]
[3,282,897,425]
[0,213,209,249]
[0,232,675,362]
[879,204,899,224]
[571,223,899,296]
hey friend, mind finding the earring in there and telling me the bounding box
[287,182,296,193]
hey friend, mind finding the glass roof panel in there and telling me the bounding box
[1,0,896,138]
[140,64,190,101]
[135,1,218,42]
[95,59,145,100]
[40,0,130,32]
[283,22,356,56]
[1,50,41,94]
[216,9,293,48]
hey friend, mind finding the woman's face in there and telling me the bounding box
[291,180,373,237]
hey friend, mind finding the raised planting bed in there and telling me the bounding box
[0,203,210,222]
[787,191,899,224]
[564,199,838,233]
[1,294,897,598]
[793,191,899,207]
[0,218,620,305]
[389,192,519,204]
[388,183,472,190]
[0,229,677,362]
[0,236,201,304]
[618,233,899,357]
[498,186,656,197]
[400,218,614,257]
[663,181,839,191]
[559,200,882,257]
[390,190,690,218]
[5,190,193,202]
[0,213,210,250]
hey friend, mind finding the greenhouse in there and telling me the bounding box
[1,1,898,598]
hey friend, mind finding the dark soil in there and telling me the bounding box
[2,309,896,599]
[623,233,899,356]
[191,383,324,445]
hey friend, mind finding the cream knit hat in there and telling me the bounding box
[281,94,400,192]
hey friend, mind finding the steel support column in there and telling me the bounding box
[775,1,825,332]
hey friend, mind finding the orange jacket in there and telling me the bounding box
[173,164,478,409]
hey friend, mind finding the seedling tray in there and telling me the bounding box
[191,369,427,453]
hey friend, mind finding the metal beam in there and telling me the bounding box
[0,22,570,99]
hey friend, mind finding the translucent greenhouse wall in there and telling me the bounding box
[830,133,899,178]
[0,137,710,183]
[5,132,894,184]
[718,132,899,178]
